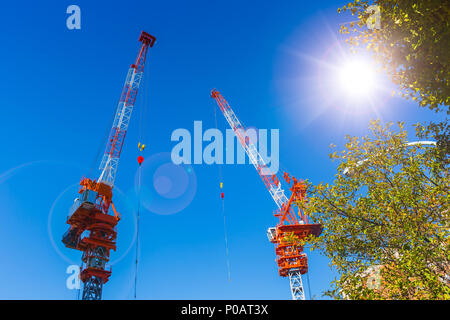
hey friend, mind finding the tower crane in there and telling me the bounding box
[211,89,322,300]
[62,31,156,300]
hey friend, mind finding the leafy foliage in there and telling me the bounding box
[281,232,300,245]
[339,0,449,113]
[305,120,449,299]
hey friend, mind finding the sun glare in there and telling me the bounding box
[337,60,376,99]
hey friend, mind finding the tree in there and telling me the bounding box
[339,0,449,113]
[339,1,450,157]
[304,120,449,299]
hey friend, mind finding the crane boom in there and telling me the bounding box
[211,90,289,210]
[99,32,155,186]
[211,89,322,300]
[211,89,304,226]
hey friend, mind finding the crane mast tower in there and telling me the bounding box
[211,89,322,300]
[62,31,156,300]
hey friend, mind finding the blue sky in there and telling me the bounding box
[0,1,444,299]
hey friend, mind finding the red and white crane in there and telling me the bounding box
[62,31,156,300]
[211,89,322,300]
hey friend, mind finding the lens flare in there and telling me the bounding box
[137,152,197,215]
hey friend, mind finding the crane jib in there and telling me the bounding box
[212,90,289,209]
[98,34,153,186]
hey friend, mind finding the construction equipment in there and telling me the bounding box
[62,31,156,300]
[211,89,322,300]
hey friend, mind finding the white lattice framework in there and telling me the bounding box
[98,68,143,186]
[288,269,306,300]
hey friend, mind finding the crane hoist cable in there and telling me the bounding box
[76,282,81,300]
[306,265,312,299]
[134,157,143,299]
[134,59,151,299]
[213,100,231,282]
[138,63,150,146]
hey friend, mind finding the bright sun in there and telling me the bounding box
[337,60,376,99]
